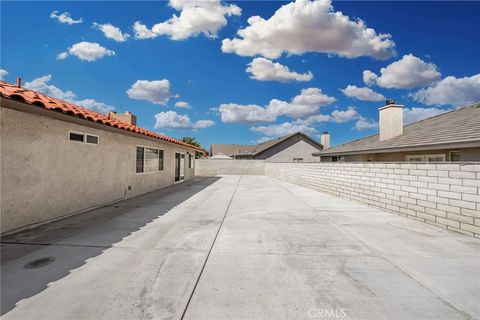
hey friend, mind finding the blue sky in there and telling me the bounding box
[1,1,479,149]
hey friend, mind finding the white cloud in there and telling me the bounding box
[24,75,114,113]
[208,107,220,115]
[57,42,115,62]
[303,105,377,131]
[75,99,115,114]
[127,79,173,105]
[246,57,313,83]
[0,69,8,80]
[411,74,480,106]
[251,121,319,138]
[174,101,191,109]
[50,11,83,25]
[24,75,76,100]
[341,85,385,102]
[363,70,378,86]
[133,21,157,39]
[354,117,378,131]
[93,23,130,42]
[301,113,332,125]
[222,0,395,59]
[155,111,191,129]
[291,88,335,107]
[134,0,241,40]
[218,87,377,133]
[194,119,215,129]
[57,52,69,60]
[367,54,441,89]
[270,88,336,118]
[403,107,448,124]
[154,111,214,130]
[249,104,377,137]
[219,103,276,124]
[218,87,335,124]
[330,106,359,123]
[329,106,376,130]
[255,136,274,144]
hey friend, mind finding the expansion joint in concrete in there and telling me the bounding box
[180,175,242,320]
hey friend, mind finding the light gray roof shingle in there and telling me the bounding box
[251,132,299,155]
[316,103,480,156]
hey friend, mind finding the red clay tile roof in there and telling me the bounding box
[0,80,206,153]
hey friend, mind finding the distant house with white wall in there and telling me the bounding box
[0,79,206,234]
[211,132,324,162]
[314,100,480,162]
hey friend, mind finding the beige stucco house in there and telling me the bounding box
[211,132,324,162]
[0,80,205,234]
[314,100,480,162]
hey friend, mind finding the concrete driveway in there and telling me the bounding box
[1,175,479,319]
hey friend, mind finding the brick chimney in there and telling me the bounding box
[379,99,403,141]
[108,111,137,126]
[320,132,330,149]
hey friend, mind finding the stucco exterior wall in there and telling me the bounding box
[195,159,265,175]
[265,162,480,238]
[1,107,195,234]
[260,139,320,162]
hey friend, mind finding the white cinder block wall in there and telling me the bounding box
[195,159,265,175]
[265,162,480,238]
[195,160,480,237]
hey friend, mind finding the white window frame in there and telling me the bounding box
[174,152,186,184]
[69,131,99,145]
[189,153,194,169]
[135,145,165,175]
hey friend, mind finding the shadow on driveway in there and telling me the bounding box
[0,176,220,315]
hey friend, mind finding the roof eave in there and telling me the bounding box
[313,140,480,157]
[1,97,206,153]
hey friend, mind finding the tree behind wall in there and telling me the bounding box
[181,137,204,158]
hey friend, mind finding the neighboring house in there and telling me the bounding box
[314,100,480,162]
[0,79,205,234]
[211,132,324,162]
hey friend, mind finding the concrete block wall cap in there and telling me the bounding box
[378,104,404,111]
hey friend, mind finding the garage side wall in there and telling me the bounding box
[0,107,195,234]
